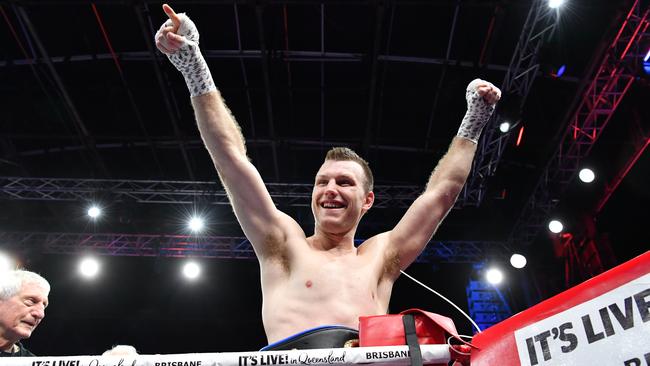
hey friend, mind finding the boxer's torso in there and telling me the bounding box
[260,231,399,344]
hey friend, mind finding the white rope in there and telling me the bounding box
[400,269,482,333]
[0,344,452,366]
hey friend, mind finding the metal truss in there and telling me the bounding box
[462,0,559,207]
[0,176,423,209]
[0,231,510,264]
[509,0,649,247]
[1,50,515,74]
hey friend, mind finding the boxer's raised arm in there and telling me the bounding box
[388,79,501,271]
[155,4,300,258]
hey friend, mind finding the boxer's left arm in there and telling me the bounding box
[386,79,500,273]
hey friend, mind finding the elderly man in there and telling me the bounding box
[0,270,50,357]
[155,4,500,351]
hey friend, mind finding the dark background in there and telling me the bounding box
[0,0,648,356]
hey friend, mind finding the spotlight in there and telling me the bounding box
[548,219,564,234]
[548,0,565,8]
[79,257,100,278]
[0,252,15,272]
[550,64,568,78]
[499,121,511,133]
[486,268,504,285]
[183,261,201,280]
[87,205,101,219]
[510,254,527,269]
[538,39,567,79]
[188,216,205,233]
[578,168,595,183]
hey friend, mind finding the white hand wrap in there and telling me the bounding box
[157,13,216,97]
[456,78,496,143]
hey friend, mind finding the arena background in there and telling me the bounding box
[1,0,648,355]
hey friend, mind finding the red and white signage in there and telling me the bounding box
[471,251,650,366]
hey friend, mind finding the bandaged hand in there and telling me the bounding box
[154,4,216,97]
[456,78,501,143]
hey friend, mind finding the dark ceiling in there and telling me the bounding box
[0,0,648,356]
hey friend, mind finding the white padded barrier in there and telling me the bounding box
[3,344,452,366]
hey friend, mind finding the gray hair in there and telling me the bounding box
[102,345,138,356]
[0,270,51,300]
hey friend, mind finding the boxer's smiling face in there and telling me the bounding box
[312,160,374,235]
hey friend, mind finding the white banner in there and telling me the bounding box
[514,273,650,366]
[0,344,451,366]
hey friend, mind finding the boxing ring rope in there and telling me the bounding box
[1,345,453,366]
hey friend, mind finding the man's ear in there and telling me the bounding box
[362,191,375,213]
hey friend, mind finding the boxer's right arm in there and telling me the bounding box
[192,93,298,257]
[155,4,297,256]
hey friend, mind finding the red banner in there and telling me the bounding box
[471,251,650,366]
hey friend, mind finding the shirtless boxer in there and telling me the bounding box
[154,3,500,348]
